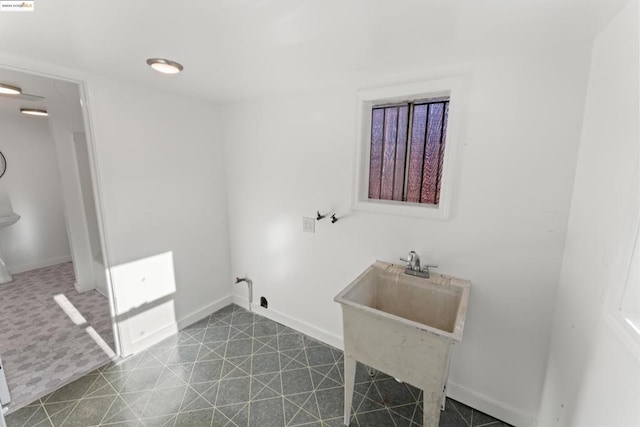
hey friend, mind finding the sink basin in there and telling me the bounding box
[0,212,19,229]
[335,260,470,340]
[335,261,470,427]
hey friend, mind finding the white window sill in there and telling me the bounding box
[353,198,450,220]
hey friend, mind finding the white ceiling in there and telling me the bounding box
[0,68,83,129]
[0,0,629,103]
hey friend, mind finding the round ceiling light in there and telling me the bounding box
[20,108,48,117]
[0,83,22,95]
[146,58,184,74]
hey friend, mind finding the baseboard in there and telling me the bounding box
[447,381,536,427]
[8,255,72,275]
[232,295,344,350]
[177,294,234,330]
[130,321,179,355]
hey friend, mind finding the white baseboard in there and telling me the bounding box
[124,294,234,356]
[177,294,234,330]
[447,381,536,427]
[232,295,344,350]
[8,255,72,275]
[130,321,179,355]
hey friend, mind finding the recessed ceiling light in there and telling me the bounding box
[20,108,48,117]
[0,83,21,95]
[146,58,184,74]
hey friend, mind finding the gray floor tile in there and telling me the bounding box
[225,338,253,358]
[202,326,230,344]
[44,374,101,403]
[355,408,396,427]
[215,377,251,406]
[190,360,223,384]
[282,368,314,396]
[7,303,515,427]
[174,408,214,427]
[315,386,344,420]
[5,404,49,427]
[248,397,284,427]
[251,352,281,375]
[56,395,116,426]
[141,385,187,419]
[305,345,336,367]
[277,333,305,351]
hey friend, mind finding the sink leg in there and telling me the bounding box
[423,390,442,427]
[343,356,356,426]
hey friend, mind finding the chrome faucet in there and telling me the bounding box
[400,251,437,278]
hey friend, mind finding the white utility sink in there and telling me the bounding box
[335,261,470,427]
[0,212,20,284]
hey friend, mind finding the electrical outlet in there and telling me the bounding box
[302,217,315,233]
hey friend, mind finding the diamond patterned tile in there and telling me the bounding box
[5,303,514,427]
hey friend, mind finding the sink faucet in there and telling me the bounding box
[400,251,437,278]
[400,251,421,271]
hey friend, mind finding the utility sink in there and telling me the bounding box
[335,260,469,340]
[335,261,470,427]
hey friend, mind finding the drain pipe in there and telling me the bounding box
[235,277,253,312]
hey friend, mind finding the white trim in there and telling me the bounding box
[352,77,466,220]
[129,322,179,355]
[446,381,536,427]
[178,294,234,330]
[7,255,72,275]
[232,295,344,350]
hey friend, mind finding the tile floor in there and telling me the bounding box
[0,263,115,412]
[5,304,510,426]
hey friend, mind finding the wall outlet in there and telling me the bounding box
[302,217,315,233]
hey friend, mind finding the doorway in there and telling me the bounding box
[0,67,118,414]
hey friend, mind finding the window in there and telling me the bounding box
[368,98,449,205]
[353,78,464,219]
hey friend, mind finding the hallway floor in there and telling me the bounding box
[0,262,115,413]
[5,304,510,427]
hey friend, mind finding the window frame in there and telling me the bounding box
[353,78,465,220]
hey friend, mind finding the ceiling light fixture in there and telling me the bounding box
[146,58,184,74]
[20,108,48,117]
[0,83,22,95]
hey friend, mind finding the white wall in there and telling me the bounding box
[222,46,592,426]
[49,104,96,292]
[0,112,71,273]
[86,77,232,355]
[537,3,640,426]
[73,132,107,296]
